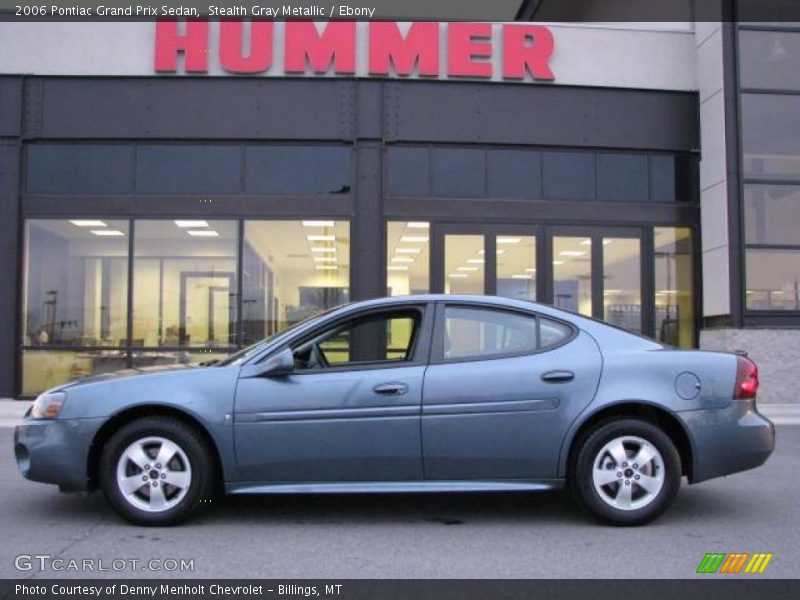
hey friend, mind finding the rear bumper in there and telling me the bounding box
[679,400,775,484]
[14,417,105,492]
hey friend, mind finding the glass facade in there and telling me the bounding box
[553,237,593,316]
[22,218,351,395]
[739,25,800,313]
[603,237,642,333]
[386,222,430,297]
[654,227,694,348]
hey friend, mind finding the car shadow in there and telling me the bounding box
[10,482,748,529]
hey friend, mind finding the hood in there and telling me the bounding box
[58,363,200,391]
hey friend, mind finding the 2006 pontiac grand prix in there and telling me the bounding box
[14,295,775,526]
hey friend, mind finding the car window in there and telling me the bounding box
[442,307,573,361]
[293,310,421,370]
[539,317,572,348]
[444,307,538,360]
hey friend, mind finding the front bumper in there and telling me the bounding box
[679,400,775,484]
[14,417,105,492]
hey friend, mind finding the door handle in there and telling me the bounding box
[373,382,409,396]
[541,370,575,383]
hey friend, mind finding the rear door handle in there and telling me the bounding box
[541,370,575,383]
[373,382,409,396]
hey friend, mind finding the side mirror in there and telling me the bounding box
[239,347,295,379]
[260,347,295,377]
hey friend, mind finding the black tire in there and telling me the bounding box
[99,417,216,526]
[571,418,682,526]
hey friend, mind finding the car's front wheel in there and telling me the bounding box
[572,418,681,526]
[99,417,215,526]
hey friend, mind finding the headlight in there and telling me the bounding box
[31,391,66,419]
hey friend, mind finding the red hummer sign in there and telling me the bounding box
[154,21,556,81]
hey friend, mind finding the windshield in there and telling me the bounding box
[216,305,344,367]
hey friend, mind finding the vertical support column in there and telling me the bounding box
[351,142,384,301]
[0,77,23,397]
[350,81,384,302]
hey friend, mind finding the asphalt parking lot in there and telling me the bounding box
[1,420,797,579]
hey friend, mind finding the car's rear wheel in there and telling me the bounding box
[99,417,215,526]
[572,418,681,526]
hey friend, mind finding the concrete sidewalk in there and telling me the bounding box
[1,398,799,427]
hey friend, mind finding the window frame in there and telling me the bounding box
[429,302,577,365]
[284,303,434,374]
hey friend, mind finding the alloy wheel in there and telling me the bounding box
[115,436,192,513]
[591,435,665,511]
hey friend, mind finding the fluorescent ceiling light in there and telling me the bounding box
[302,220,335,227]
[496,249,506,255]
[582,239,612,246]
[313,257,337,262]
[553,260,565,265]
[91,229,125,237]
[467,259,485,264]
[387,266,409,271]
[187,230,219,237]
[307,235,336,242]
[448,273,469,278]
[311,247,336,253]
[603,290,623,295]
[511,274,534,279]
[497,237,522,244]
[316,265,338,270]
[70,220,107,228]
[525,268,537,273]
[174,220,209,228]
[658,290,679,294]
[392,257,415,263]
[400,236,429,243]
[395,248,421,254]
[457,266,478,272]
[406,222,430,229]
[560,250,586,257]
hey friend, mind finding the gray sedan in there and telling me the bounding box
[14,295,775,526]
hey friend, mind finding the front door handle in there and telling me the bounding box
[373,382,409,396]
[541,370,575,383]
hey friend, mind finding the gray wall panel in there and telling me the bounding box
[0,77,22,137]
[28,77,697,151]
[35,78,357,140]
[0,142,20,398]
[385,81,698,151]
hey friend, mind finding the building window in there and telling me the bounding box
[553,236,592,316]
[739,25,800,315]
[497,235,536,301]
[741,93,800,182]
[654,227,694,347]
[431,147,486,197]
[739,30,800,91]
[543,151,596,201]
[386,221,430,296]
[22,219,129,395]
[242,220,350,346]
[132,220,239,349]
[386,145,692,203]
[245,146,352,195]
[26,145,134,194]
[136,145,242,194]
[746,250,800,310]
[603,237,642,333]
[26,143,352,195]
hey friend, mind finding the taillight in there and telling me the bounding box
[734,355,759,400]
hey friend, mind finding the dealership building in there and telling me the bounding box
[0,17,798,401]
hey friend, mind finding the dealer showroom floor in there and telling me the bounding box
[0,420,797,579]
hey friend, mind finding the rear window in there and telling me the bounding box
[442,307,572,361]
